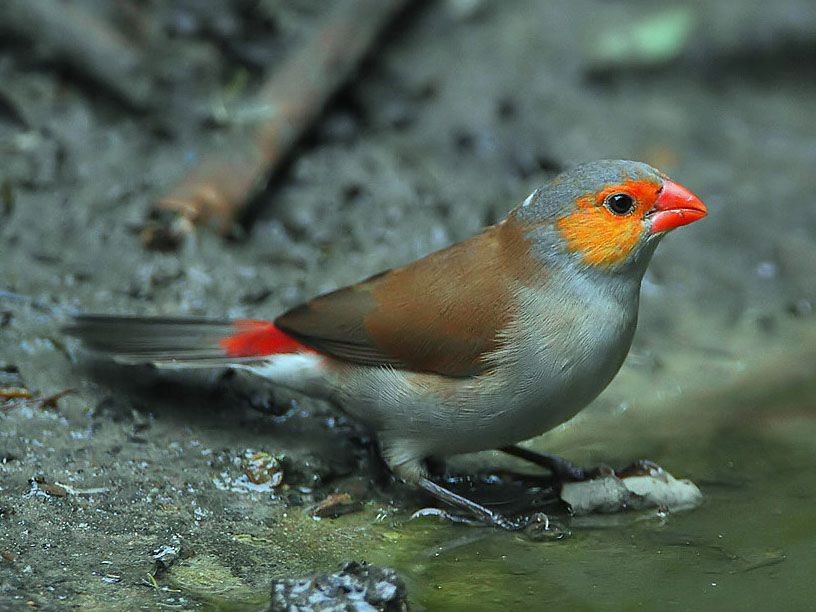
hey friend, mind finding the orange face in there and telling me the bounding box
[555,178,663,268]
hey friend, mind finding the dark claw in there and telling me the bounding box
[482,511,570,541]
[615,459,664,479]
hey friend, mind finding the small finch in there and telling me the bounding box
[67,159,707,529]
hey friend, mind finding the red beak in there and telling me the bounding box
[648,179,707,234]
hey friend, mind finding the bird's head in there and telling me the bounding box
[513,159,707,278]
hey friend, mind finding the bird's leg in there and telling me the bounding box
[500,445,592,482]
[384,445,555,533]
[416,476,534,530]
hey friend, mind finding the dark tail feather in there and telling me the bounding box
[64,315,271,368]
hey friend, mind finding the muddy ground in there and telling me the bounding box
[1,0,815,609]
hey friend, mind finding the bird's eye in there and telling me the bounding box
[604,193,636,216]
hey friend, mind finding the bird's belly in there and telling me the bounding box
[335,328,632,458]
[483,343,627,448]
[445,363,622,456]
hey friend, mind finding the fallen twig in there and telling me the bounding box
[0,387,32,401]
[0,0,151,109]
[0,365,29,403]
[156,0,414,234]
[37,388,75,411]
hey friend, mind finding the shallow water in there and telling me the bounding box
[366,395,816,610]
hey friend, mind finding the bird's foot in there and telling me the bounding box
[501,446,668,484]
[413,477,568,539]
[411,507,567,540]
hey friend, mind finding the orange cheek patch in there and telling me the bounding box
[555,179,659,268]
[556,209,642,267]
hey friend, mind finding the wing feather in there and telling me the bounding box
[275,220,535,377]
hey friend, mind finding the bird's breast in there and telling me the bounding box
[484,277,639,435]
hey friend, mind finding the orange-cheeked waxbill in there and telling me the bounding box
[67,160,707,529]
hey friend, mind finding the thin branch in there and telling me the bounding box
[156,0,415,234]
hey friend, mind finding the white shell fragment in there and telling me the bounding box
[560,468,703,516]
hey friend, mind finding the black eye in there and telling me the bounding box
[604,193,635,215]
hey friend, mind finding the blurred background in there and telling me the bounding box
[1,0,814,609]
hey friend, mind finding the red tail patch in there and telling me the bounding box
[219,320,308,358]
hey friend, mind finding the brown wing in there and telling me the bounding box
[275,218,537,377]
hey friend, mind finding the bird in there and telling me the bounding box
[66,159,707,530]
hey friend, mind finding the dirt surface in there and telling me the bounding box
[1,0,815,608]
